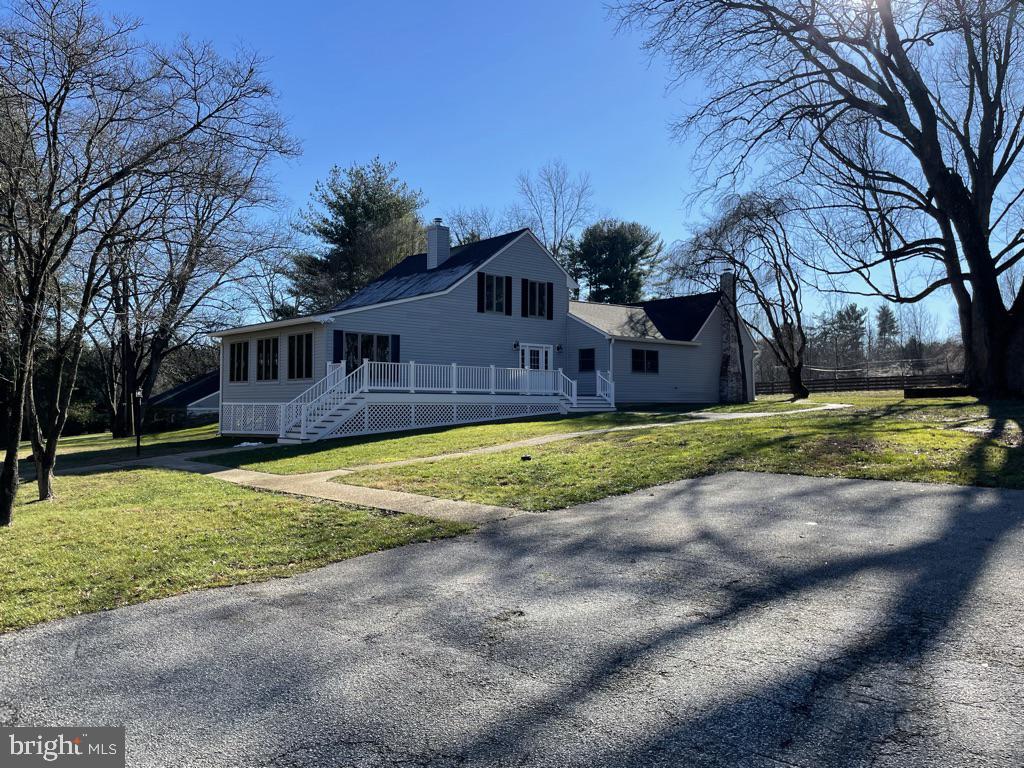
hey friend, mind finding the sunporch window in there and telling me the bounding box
[287,332,314,380]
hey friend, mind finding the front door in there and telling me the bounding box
[519,344,553,393]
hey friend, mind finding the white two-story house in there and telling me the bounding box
[213,220,754,443]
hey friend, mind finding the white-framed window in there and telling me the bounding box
[631,348,659,374]
[256,337,279,381]
[228,341,248,383]
[578,348,596,372]
[287,332,314,380]
[484,274,506,313]
[524,279,549,318]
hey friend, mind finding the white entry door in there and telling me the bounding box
[519,344,552,371]
[519,344,554,393]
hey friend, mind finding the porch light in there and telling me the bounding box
[512,340,520,350]
[556,344,562,352]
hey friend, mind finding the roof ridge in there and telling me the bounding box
[571,292,720,309]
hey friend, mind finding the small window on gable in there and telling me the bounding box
[229,341,249,383]
[631,348,659,374]
[578,348,595,372]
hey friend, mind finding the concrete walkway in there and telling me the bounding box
[67,402,851,525]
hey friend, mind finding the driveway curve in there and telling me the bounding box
[0,471,1021,767]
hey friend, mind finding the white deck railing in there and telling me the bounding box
[363,360,565,396]
[223,360,589,438]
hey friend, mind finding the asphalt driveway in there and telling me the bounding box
[1,471,1021,767]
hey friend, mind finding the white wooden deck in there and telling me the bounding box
[221,360,615,443]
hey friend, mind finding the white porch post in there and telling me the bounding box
[451,362,458,394]
[409,361,416,393]
[489,365,496,394]
[362,358,369,390]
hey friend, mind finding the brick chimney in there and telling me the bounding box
[718,269,747,403]
[426,218,451,270]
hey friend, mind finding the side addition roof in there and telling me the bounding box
[149,371,219,409]
[568,292,722,343]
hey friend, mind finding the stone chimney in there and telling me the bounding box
[426,218,451,270]
[718,269,747,403]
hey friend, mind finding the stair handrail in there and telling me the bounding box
[299,363,369,439]
[281,362,366,437]
[596,370,615,406]
[557,369,577,407]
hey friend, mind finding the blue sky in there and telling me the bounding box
[97,0,700,242]
[94,0,955,337]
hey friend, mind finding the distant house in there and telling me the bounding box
[149,371,220,425]
[212,221,754,443]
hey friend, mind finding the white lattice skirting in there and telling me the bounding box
[321,397,562,440]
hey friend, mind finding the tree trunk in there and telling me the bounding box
[787,364,810,399]
[34,447,56,502]
[965,283,1021,397]
[1008,318,1024,396]
[0,365,29,527]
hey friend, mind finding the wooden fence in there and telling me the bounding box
[755,372,964,395]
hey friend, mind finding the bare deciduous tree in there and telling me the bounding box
[0,0,293,524]
[510,159,593,263]
[618,0,1024,396]
[444,206,503,246]
[666,192,810,398]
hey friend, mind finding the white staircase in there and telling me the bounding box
[277,394,367,444]
[567,395,616,413]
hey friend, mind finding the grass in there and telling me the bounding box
[0,468,469,634]
[17,422,259,472]
[201,399,817,474]
[340,391,1024,511]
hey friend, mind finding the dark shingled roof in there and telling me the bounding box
[569,292,722,342]
[150,371,219,409]
[331,229,529,311]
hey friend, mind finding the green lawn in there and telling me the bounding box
[18,422,263,472]
[0,469,468,634]
[201,399,817,475]
[339,392,1024,511]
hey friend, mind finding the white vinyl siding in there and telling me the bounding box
[219,235,573,404]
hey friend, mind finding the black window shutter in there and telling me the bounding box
[521,278,529,317]
[504,276,512,316]
[332,329,344,363]
[477,272,485,313]
[390,335,400,362]
[546,282,554,320]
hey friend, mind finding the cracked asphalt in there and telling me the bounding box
[1,471,1021,767]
